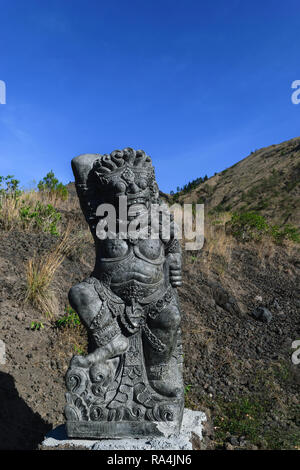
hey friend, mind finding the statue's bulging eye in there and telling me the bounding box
[114,181,126,193]
[137,178,147,189]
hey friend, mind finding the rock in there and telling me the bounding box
[225,442,234,450]
[41,408,207,450]
[15,313,25,321]
[272,299,280,310]
[211,283,240,315]
[228,436,239,446]
[249,444,259,450]
[251,306,272,324]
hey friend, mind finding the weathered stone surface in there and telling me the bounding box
[65,149,184,438]
[251,306,273,323]
[42,409,206,450]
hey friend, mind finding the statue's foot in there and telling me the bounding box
[94,333,129,361]
[149,379,182,398]
[70,354,89,368]
[70,334,129,369]
[148,356,184,399]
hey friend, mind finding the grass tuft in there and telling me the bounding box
[25,224,73,317]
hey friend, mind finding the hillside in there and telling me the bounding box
[0,138,299,450]
[176,137,300,228]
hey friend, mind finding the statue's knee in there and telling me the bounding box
[68,282,102,327]
[170,307,181,331]
[157,306,181,331]
[68,283,91,311]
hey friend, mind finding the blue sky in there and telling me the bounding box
[0,0,299,192]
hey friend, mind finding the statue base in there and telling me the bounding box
[65,331,184,439]
[41,409,206,450]
[66,419,181,439]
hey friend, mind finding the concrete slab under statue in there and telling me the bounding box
[63,148,186,440]
[42,409,207,450]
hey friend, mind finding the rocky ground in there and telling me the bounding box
[0,138,299,450]
[0,224,299,450]
[181,242,300,450]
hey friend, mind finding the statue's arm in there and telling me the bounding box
[71,153,99,226]
[159,205,182,287]
[165,238,182,287]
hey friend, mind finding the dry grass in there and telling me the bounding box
[0,189,79,233]
[24,223,76,317]
[204,212,234,266]
[54,327,88,373]
[0,196,20,231]
[0,191,57,232]
[187,324,215,352]
[214,346,241,378]
[168,201,235,263]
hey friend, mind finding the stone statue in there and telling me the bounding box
[65,148,184,438]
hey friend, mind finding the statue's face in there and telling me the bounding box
[92,149,159,208]
[108,168,153,208]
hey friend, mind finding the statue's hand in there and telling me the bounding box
[167,253,182,287]
[169,268,182,287]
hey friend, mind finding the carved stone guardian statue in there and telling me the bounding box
[65,148,184,438]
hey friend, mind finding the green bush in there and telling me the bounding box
[229,212,269,241]
[38,170,68,201]
[0,175,21,199]
[229,212,300,244]
[19,201,61,235]
[30,321,44,331]
[270,224,300,244]
[56,306,81,328]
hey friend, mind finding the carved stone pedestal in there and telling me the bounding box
[42,409,207,450]
[65,331,183,439]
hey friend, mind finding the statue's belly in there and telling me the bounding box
[110,257,164,283]
[94,238,165,288]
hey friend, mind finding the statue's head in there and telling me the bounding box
[92,148,159,207]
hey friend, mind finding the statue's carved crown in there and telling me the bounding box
[93,148,154,180]
[91,148,159,201]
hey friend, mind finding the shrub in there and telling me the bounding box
[0,175,21,198]
[270,224,300,244]
[56,306,81,328]
[30,321,44,331]
[229,212,269,241]
[38,170,68,201]
[19,201,61,235]
[228,212,300,245]
[0,183,62,234]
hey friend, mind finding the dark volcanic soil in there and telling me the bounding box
[0,226,299,450]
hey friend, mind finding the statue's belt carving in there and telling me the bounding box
[86,277,174,352]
